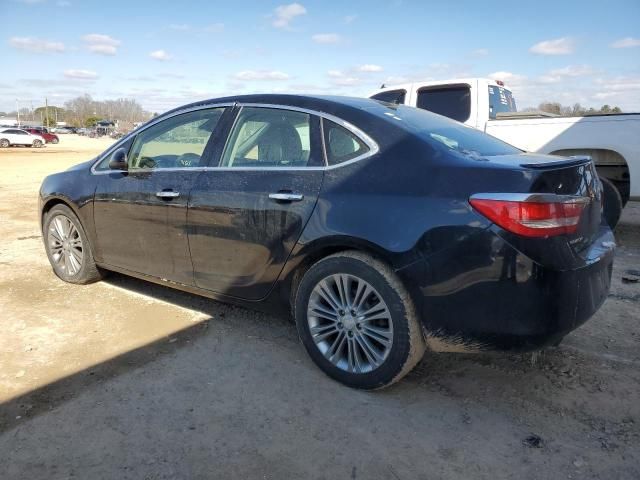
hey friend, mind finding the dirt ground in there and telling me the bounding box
[0,135,638,479]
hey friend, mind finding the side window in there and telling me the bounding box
[416,86,471,123]
[94,137,135,171]
[370,89,406,105]
[127,108,225,170]
[323,119,369,166]
[221,107,316,168]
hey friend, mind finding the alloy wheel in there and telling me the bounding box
[47,214,84,276]
[307,274,394,374]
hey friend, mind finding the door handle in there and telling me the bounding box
[156,190,180,199]
[269,192,304,202]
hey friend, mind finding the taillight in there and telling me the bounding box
[469,193,590,237]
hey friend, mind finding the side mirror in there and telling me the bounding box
[108,148,128,170]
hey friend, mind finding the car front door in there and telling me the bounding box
[92,107,229,285]
[188,106,325,300]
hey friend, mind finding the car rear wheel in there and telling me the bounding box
[33,139,43,148]
[51,138,59,144]
[294,251,425,389]
[0,139,9,148]
[43,204,103,284]
[600,176,623,228]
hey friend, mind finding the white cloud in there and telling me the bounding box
[357,64,383,72]
[63,69,98,80]
[204,23,225,33]
[169,24,191,31]
[472,48,489,56]
[82,33,121,56]
[529,37,574,55]
[150,50,172,61]
[82,34,120,46]
[88,44,117,55]
[234,70,290,81]
[539,65,595,83]
[610,37,640,48]
[9,36,65,53]
[57,0,71,6]
[488,71,527,87]
[272,3,306,29]
[312,33,341,44]
[327,70,361,86]
[344,14,357,24]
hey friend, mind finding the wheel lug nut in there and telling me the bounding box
[350,310,356,315]
[348,331,353,337]
[339,310,345,316]
[356,323,361,329]
[337,322,343,329]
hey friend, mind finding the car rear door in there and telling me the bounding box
[92,106,230,285]
[188,105,325,300]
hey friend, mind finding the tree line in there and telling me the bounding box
[525,102,623,116]
[1,95,152,130]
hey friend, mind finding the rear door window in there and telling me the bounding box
[416,85,471,122]
[220,107,322,168]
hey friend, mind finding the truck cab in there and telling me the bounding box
[370,78,518,130]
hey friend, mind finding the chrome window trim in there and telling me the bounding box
[90,101,380,175]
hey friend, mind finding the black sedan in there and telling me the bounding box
[39,95,615,389]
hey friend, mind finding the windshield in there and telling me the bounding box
[488,85,517,118]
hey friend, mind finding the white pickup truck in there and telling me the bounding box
[369,78,639,227]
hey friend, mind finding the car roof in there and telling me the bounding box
[160,94,392,122]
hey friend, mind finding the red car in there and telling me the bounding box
[23,128,59,144]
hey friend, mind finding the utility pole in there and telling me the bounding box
[45,98,49,129]
[16,98,20,126]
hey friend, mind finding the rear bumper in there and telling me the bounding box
[398,227,615,352]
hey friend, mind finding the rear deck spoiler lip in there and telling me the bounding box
[520,155,592,169]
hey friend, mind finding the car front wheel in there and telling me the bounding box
[43,204,103,284]
[294,251,425,389]
[0,139,9,148]
[33,139,43,148]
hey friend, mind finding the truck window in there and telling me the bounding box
[416,85,471,122]
[488,86,517,119]
[371,89,407,105]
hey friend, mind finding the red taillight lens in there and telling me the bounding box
[469,194,589,237]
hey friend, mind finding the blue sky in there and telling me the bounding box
[2,0,640,113]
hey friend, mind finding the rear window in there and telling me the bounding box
[370,89,406,105]
[381,105,521,158]
[416,85,471,122]
[488,86,517,119]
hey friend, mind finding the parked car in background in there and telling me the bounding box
[0,127,45,148]
[39,95,614,389]
[53,127,74,134]
[370,78,640,227]
[23,128,59,144]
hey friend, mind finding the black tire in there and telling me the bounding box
[600,176,623,229]
[0,139,9,148]
[43,204,104,284]
[33,139,43,148]
[294,251,425,389]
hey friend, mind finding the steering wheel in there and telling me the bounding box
[176,153,201,167]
